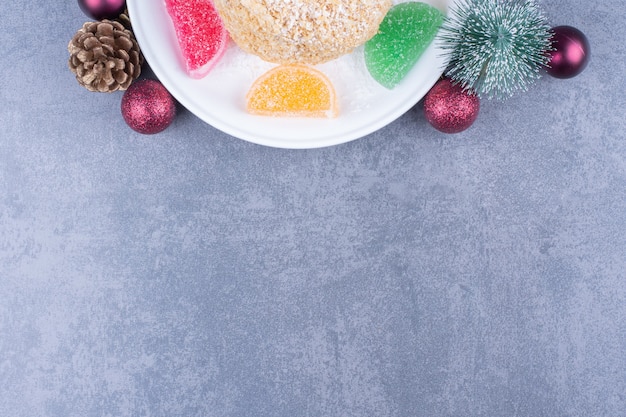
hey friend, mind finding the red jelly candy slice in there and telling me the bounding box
[165,0,229,79]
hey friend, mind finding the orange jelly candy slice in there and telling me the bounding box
[246,65,339,118]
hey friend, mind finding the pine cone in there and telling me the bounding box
[116,8,132,31]
[68,20,143,93]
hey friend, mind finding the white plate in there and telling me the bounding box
[127,0,452,149]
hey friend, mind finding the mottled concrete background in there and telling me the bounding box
[1,1,625,416]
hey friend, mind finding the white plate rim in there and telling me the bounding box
[127,0,453,149]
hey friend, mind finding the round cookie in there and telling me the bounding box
[213,0,392,65]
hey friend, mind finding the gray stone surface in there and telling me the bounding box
[1,1,625,416]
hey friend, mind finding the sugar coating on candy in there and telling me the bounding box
[165,0,229,78]
[213,0,392,65]
[246,65,339,118]
[365,2,443,89]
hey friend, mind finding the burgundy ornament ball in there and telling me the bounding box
[423,78,479,134]
[121,79,177,134]
[78,0,126,20]
[546,25,590,79]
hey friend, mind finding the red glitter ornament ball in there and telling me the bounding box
[121,79,177,134]
[78,0,126,20]
[423,78,479,134]
[546,25,590,79]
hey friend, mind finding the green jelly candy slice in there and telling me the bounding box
[365,2,444,89]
